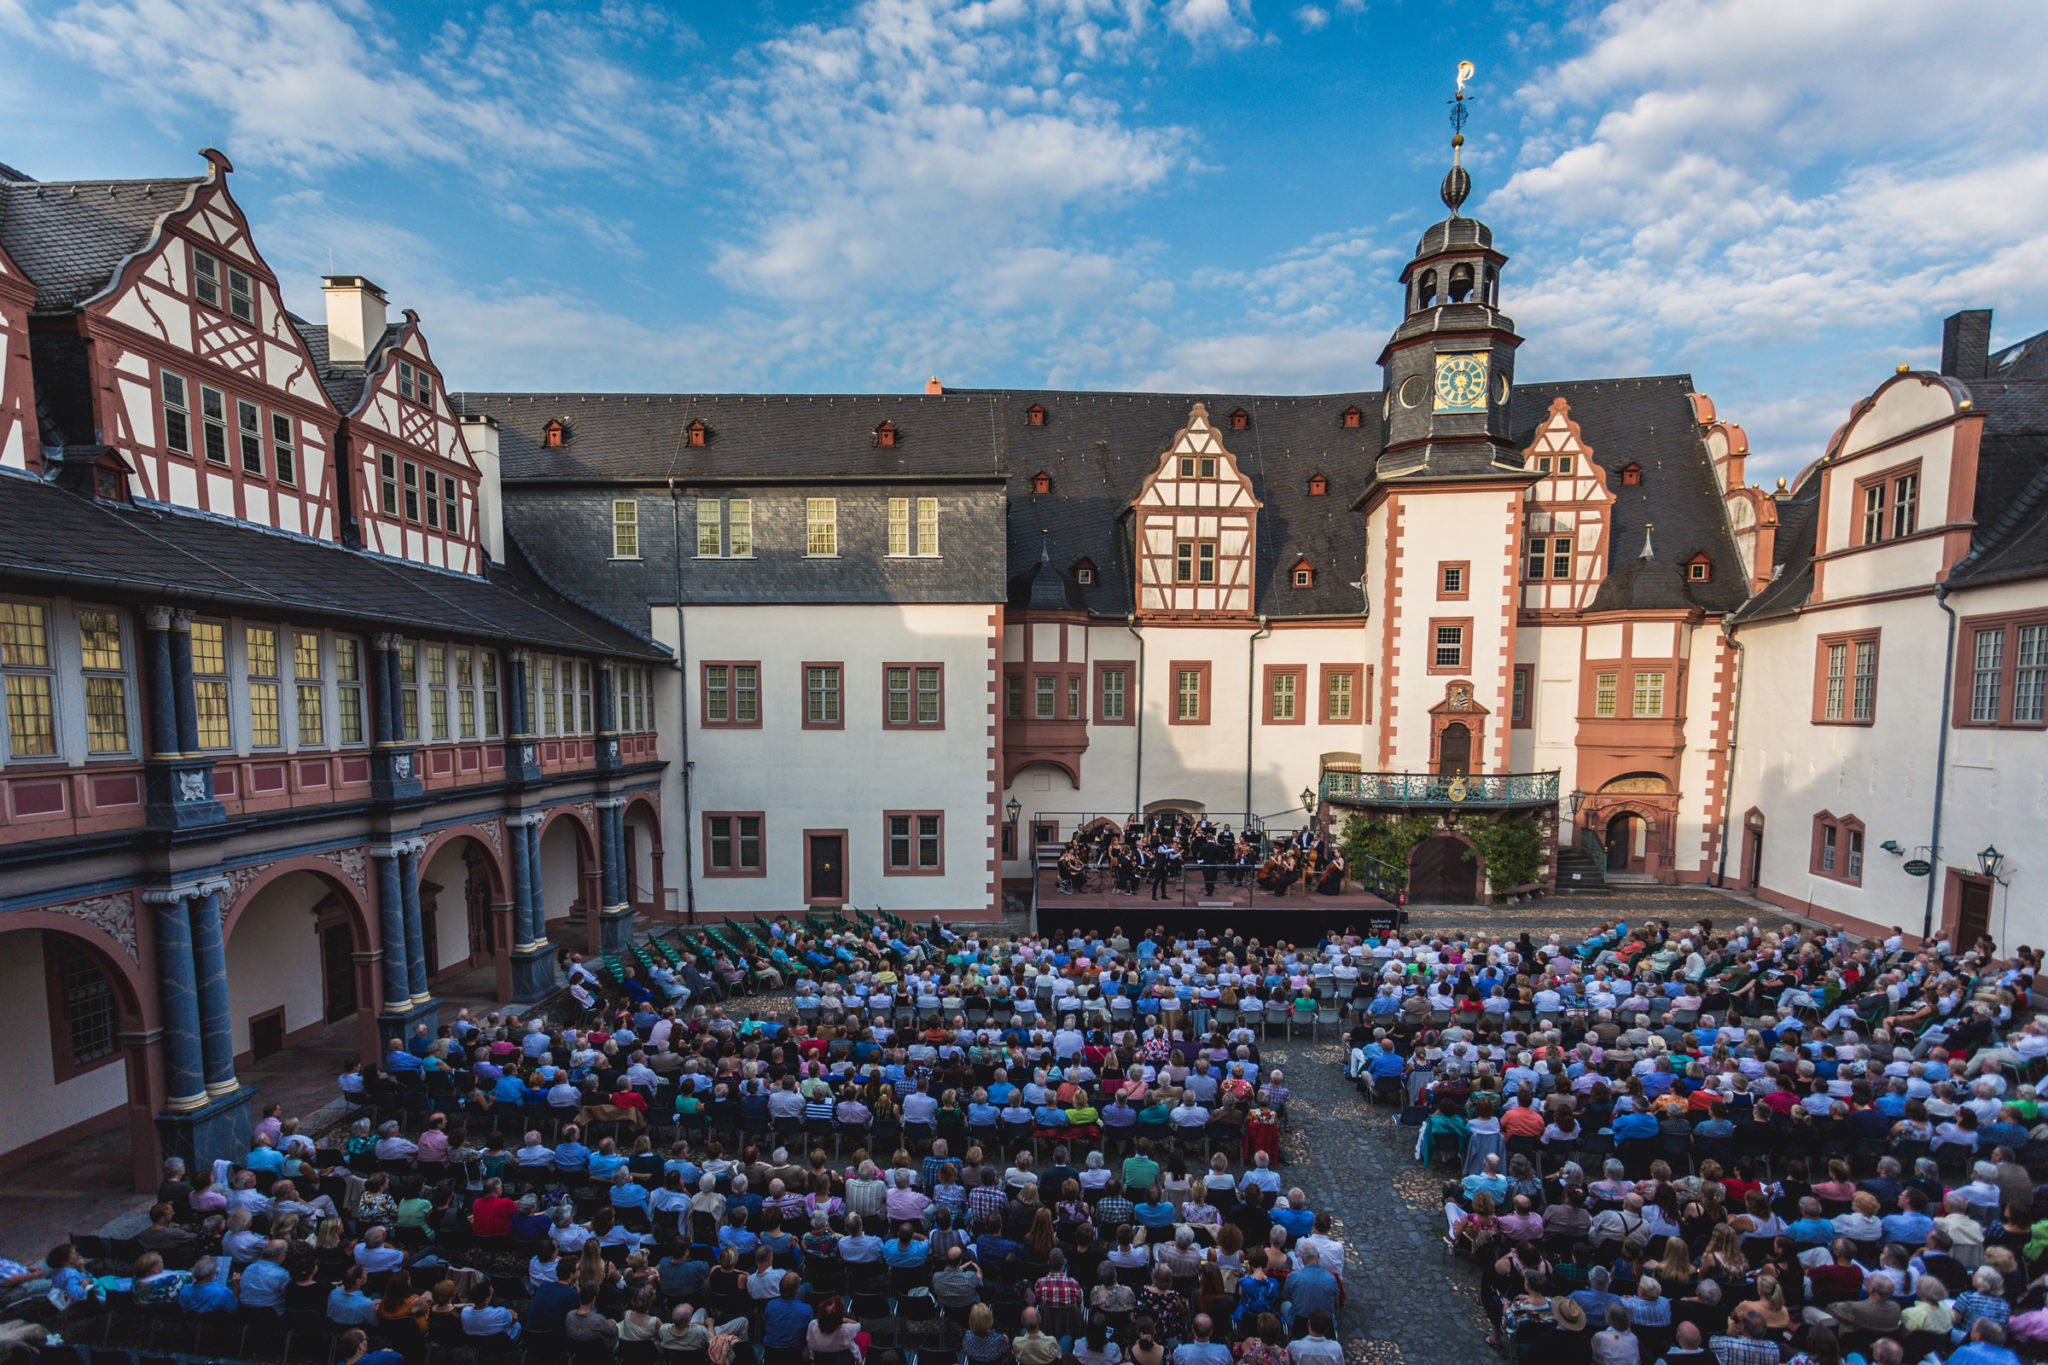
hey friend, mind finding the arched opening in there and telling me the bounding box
[1447,263,1475,302]
[1741,809,1764,892]
[1482,266,1498,307]
[1416,269,1438,311]
[1408,834,1478,905]
[1436,722,1472,776]
[1143,797,1205,816]
[1605,812,1645,873]
[226,869,373,1065]
[420,835,503,980]
[537,809,599,951]
[0,924,149,1187]
[623,798,663,915]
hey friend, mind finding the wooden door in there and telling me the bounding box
[321,922,357,1023]
[1606,814,1637,872]
[1957,877,1993,949]
[1437,723,1471,776]
[1408,834,1477,905]
[1743,826,1763,891]
[809,834,844,902]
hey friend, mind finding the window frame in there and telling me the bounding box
[75,605,134,759]
[45,938,120,1084]
[700,660,763,729]
[883,810,946,876]
[1173,539,1219,584]
[294,629,327,748]
[191,618,232,751]
[335,636,366,746]
[1812,629,1880,726]
[1262,663,1306,726]
[702,811,767,878]
[236,399,264,478]
[882,662,945,730]
[1438,561,1470,601]
[612,498,641,559]
[1810,811,1866,886]
[1427,617,1473,675]
[1853,459,1921,547]
[1593,671,1619,719]
[1094,660,1133,726]
[272,413,297,487]
[1955,608,2048,729]
[802,661,844,730]
[1511,664,1533,730]
[199,385,228,465]
[805,498,838,557]
[0,599,58,763]
[1169,660,1211,726]
[1631,670,1666,719]
[1319,664,1361,724]
[161,371,192,456]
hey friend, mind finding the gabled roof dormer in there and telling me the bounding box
[1130,402,1263,619]
[1339,405,1362,429]
[1290,559,1316,588]
[1073,557,1096,586]
[1620,462,1643,485]
[543,419,569,448]
[686,419,710,447]
[1030,470,1052,495]
[1227,407,1250,430]
[1307,472,1328,497]
[1025,403,1046,427]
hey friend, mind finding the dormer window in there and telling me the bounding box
[1026,404,1046,427]
[1030,471,1052,495]
[1339,406,1362,429]
[543,420,568,449]
[1688,555,1712,582]
[686,420,709,448]
[1621,462,1643,486]
[1074,559,1096,586]
[1228,408,1249,431]
[874,420,899,449]
[397,359,432,407]
[1291,562,1315,589]
[1307,473,1328,497]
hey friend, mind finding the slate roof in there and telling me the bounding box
[0,471,668,659]
[0,166,199,313]
[459,376,1744,620]
[450,392,1010,482]
[287,315,406,414]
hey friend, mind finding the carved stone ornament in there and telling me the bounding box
[176,770,209,803]
[393,753,413,779]
[42,892,140,963]
[481,819,504,855]
[321,846,369,893]
[224,862,267,904]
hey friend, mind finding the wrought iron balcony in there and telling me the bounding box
[1319,768,1561,809]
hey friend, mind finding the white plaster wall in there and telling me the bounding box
[423,842,476,974]
[675,603,997,916]
[0,932,128,1155]
[1516,623,1585,840]
[1384,488,1519,774]
[225,871,327,1053]
[538,820,585,926]
[624,807,659,904]
[1675,624,1726,878]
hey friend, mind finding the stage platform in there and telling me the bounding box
[1030,865,1401,942]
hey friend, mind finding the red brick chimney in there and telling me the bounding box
[925,376,943,395]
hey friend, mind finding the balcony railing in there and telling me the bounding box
[1319,768,1561,809]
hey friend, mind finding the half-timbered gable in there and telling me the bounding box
[1131,403,1263,617]
[0,152,341,536]
[332,311,484,575]
[0,230,33,474]
[1519,397,1614,612]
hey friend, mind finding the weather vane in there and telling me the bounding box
[1442,61,1476,216]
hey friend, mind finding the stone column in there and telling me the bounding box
[143,888,207,1113]
[168,609,199,754]
[187,879,238,1099]
[508,813,554,1000]
[372,845,412,1034]
[142,606,180,760]
[398,838,430,1004]
[597,797,634,951]
[143,608,223,830]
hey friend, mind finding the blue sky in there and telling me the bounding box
[5,0,2047,479]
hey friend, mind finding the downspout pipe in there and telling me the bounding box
[668,480,698,925]
[1714,612,1746,888]
[1125,613,1145,818]
[1245,615,1272,826]
[1925,584,1959,943]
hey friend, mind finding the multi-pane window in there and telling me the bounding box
[295,631,324,746]
[397,359,432,406]
[1173,540,1218,584]
[888,813,942,871]
[162,372,191,455]
[1510,668,1528,724]
[615,499,641,558]
[706,814,762,873]
[1525,535,1572,580]
[1177,455,1218,478]
[245,626,281,747]
[272,415,297,486]
[380,453,399,516]
[1893,473,1918,540]
[2017,625,2048,725]
[1972,628,2005,723]
[1005,675,1023,720]
[191,249,251,322]
[806,666,841,725]
[1270,671,1298,721]
[52,940,117,1070]
[806,499,837,556]
[192,248,221,309]
[729,500,752,556]
[200,386,228,464]
[426,645,449,741]
[1441,565,1464,595]
[888,498,938,555]
[1433,625,1465,669]
[479,652,500,739]
[336,637,364,744]
[237,400,264,476]
[1034,675,1055,720]
[1850,642,1877,721]
[1327,669,1354,721]
[396,643,419,741]
[1176,667,1204,722]
[2,601,56,758]
[1632,671,1665,718]
[402,461,421,522]
[192,621,230,749]
[1821,823,1838,873]
[885,666,943,726]
[454,649,476,738]
[538,657,558,734]
[442,476,460,535]
[1847,827,1864,878]
[1594,672,1618,718]
[917,498,938,556]
[424,473,441,529]
[577,661,593,733]
[1066,674,1081,720]
[1100,668,1127,722]
[705,663,759,725]
[76,609,129,755]
[1812,813,1866,883]
[696,500,721,557]
[1859,468,1921,545]
[888,498,910,556]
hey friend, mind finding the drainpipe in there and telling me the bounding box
[1925,585,1960,943]
[668,481,698,925]
[1713,612,1746,888]
[1245,615,1271,825]
[1125,613,1145,817]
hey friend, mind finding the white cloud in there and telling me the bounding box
[1165,0,1258,47]
[1293,6,1329,32]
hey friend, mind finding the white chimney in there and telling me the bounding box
[460,413,505,566]
[321,275,388,367]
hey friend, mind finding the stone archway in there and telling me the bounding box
[537,804,601,954]
[225,860,380,1065]
[623,794,664,917]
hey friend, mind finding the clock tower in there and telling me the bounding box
[1376,79,1528,482]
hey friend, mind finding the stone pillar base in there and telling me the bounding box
[599,905,635,952]
[376,1000,440,1051]
[156,1086,254,1174]
[511,943,558,1003]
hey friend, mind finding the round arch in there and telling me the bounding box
[1143,797,1205,815]
[419,823,510,901]
[223,856,375,953]
[623,793,662,831]
[0,910,147,1027]
[1004,756,1081,789]
[538,804,599,860]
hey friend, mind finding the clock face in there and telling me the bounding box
[1433,352,1490,413]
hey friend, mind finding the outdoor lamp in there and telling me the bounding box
[1979,845,2006,880]
[1301,785,1317,812]
[1005,796,1022,825]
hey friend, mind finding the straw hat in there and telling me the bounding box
[1549,1296,1587,1332]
